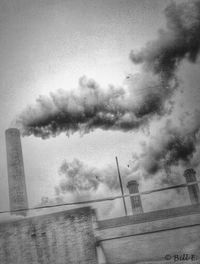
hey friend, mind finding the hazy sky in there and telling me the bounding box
[0,0,200,218]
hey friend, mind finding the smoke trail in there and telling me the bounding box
[130,0,200,80]
[132,111,200,180]
[55,158,131,194]
[15,1,200,138]
[16,74,171,138]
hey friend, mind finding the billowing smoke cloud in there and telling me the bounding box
[16,74,172,138]
[132,111,200,181]
[54,158,139,218]
[130,0,200,80]
[15,1,200,138]
[55,158,131,194]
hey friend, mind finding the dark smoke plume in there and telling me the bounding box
[132,112,200,180]
[15,1,200,138]
[16,75,171,138]
[130,0,200,80]
[55,158,130,194]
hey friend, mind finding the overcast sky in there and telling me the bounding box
[0,0,200,219]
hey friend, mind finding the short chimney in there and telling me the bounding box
[5,128,28,216]
[127,180,143,214]
[184,168,200,205]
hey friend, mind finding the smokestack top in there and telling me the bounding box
[5,128,20,136]
[184,168,196,182]
[127,180,139,188]
[184,168,196,177]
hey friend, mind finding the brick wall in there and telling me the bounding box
[0,207,98,264]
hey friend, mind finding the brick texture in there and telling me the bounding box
[0,207,98,264]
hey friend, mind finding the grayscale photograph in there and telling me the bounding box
[0,0,200,263]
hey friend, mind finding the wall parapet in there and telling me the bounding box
[97,204,200,230]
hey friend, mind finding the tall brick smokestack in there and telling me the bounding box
[5,128,28,216]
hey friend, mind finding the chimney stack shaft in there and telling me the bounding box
[127,180,143,214]
[184,169,200,205]
[5,128,28,216]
